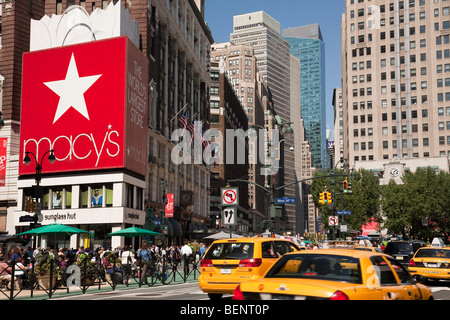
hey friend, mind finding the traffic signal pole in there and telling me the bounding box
[229,173,352,235]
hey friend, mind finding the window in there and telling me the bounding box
[80,184,113,208]
[370,256,397,286]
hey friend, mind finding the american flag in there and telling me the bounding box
[178,110,188,131]
[187,121,195,143]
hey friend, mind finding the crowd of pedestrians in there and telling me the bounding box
[0,240,209,290]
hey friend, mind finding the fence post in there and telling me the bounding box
[112,257,116,290]
[9,262,15,300]
[48,259,54,299]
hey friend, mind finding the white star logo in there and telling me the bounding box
[44,53,102,124]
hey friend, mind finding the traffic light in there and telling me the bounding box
[347,181,353,195]
[323,192,329,203]
[323,192,332,204]
[31,200,36,213]
[343,180,348,194]
[319,192,325,204]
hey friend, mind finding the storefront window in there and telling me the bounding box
[126,183,134,208]
[80,185,89,208]
[91,185,103,207]
[52,188,63,209]
[80,184,113,208]
[105,184,113,207]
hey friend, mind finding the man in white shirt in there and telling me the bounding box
[180,242,192,275]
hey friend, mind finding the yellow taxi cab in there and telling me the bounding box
[408,238,450,281]
[233,249,433,300]
[199,237,300,300]
[354,246,384,253]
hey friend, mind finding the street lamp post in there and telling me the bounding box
[22,149,56,246]
[160,179,169,247]
[23,149,56,187]
[328,158,351,240]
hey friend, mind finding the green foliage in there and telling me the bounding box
[381,168,450,240]
[34,250,60,279]
[311,168,381,232]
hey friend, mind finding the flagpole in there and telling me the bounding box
[169,103,190,123]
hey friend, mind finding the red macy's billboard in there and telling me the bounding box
[19,36,148,176]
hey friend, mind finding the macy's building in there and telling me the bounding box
[12,3,150,250]
[17,35,148,250]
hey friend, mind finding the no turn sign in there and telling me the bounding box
[221,187,239,206]
[329,216,339,226]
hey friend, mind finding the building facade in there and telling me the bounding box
[0,0,46,234]
[333,88,344,165]
[283,24,327,169]
[342,0,450,168]
[230,11,299,234]
[210,42,267,234]
[3,0,213,249]
[209,58,250,235]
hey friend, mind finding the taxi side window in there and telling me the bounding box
[386,257,413,284]
[370,256,398,285]
[273,241,290,257]
[262,241,277,258]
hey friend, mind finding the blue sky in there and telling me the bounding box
[204,0,346,134]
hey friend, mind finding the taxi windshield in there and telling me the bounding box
[415,248,450,258]
[265,254,363,284]
[204,242,254,260]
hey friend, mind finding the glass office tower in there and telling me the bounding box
[283,24,327,168]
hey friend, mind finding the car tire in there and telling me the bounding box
[208,293,223,301]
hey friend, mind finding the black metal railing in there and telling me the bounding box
[0,254,200,300]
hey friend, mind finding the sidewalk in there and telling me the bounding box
[1,272,200,300]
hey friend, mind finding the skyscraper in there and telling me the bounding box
[283,24,327,169]
[230,11,297,234]
[342,0,450,167]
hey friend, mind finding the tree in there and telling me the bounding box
[380,180,411,238]
[381,168,450,241]
[311,169,381,233]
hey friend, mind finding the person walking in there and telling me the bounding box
[137,243,152,284]
[199,243,206,260]
[180,241,192,275]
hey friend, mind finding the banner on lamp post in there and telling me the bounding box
[0,138,6,186]
[165,193,174,218]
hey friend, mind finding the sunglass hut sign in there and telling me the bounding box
[19,37,148,176]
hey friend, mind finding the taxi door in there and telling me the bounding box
[368,256,411,300]
[385,256,423,300]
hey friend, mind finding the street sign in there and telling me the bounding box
[340,225,347,232]
[329,216,339,226]
[221,187,239,206]
[337,210,352,215]
[275,197,296,204]
[19,215,35,223]
[222,207,237,226]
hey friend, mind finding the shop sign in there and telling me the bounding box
[19,36,148,176]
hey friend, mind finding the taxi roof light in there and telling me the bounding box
[431,237,445,248]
